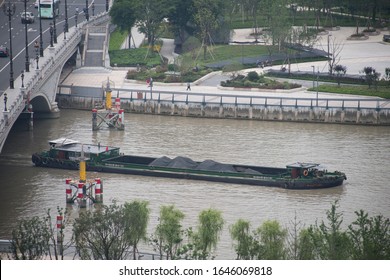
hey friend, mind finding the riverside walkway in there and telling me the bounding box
[58,26,390,125]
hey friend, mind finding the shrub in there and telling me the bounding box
[164,75,182,83]
[247,71,259,82]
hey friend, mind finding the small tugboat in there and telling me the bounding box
[31,138,347,190]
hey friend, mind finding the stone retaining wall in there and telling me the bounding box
[56,94,390,125]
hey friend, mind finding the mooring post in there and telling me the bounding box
[65,178,73,203]
[95,178,102,203]
[77,182,86,208]
[56,215,63,255]
[92,108,97,130]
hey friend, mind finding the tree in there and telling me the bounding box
[151,205,185,259]
[286,212,306,260]
[73,203,132,260]
[362,66,381,89]
[327,36,344,75]
[134,0,175,50]
[348,210,390,259]
[109,0,137,49]
[384,67,390,87]
[10,208,67,260]
[193,0,225,60]
[306,200,351,260]
[124,200,150,260]
[166,0,196,47]
[333,64,347,86]
[296,228,317,259]
[248,0,262,43]
[10,216,51,260]
[196,208,224,258]
[254,220,287,260]
[230,219,255,260]
[261,0,292,52]
[177,208,224,259]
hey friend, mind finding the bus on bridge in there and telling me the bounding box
[38,0,60,19]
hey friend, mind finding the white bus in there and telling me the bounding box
[38,0,60,19]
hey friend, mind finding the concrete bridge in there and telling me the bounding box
[0,12,110,152]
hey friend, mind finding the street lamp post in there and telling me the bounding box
[35,41,40,70]
[38,0,44,56]
[75,8,79,27]
[22,0,30,72]
[148,78,153,99]
[85,0,89,21]
[327,34,332,75]
[3,0,16,89]
[50,23,54,47]
[21,71,25,88]
[64,0,69,32]
[52,0,57,44]
[316,67,319,106]
[311,65,315,89]
[4,93,8,111]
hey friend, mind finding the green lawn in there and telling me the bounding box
[109,29,128,51]
[308,85,390,99]
[180,44,279,68]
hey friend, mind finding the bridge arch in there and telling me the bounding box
[30,93,53,113]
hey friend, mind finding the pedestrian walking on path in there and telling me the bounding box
[186,82,191,91]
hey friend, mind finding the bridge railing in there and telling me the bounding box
[1,12,110,152]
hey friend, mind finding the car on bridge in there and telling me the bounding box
[21,12,35,24]
[0,46,9,57]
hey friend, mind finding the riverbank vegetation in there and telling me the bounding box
[5,201,390,260]
[221,71,301,90]
[309,85,390,99]
[267,67,390,98]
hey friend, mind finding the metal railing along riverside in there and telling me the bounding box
[104,88,390,111]
[0,239,168,260]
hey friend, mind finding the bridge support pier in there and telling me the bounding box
[28,111,34,130]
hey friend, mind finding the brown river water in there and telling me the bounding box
[0,109,389,259]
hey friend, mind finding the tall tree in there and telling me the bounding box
[327,36,344,75]
[73,204,131,260]
[166,0,196,46]
[10,216,51,260]
[193,0,225,60]
[307,200,351,260]
[124,200,150,260]
[348,210,390,259]
[255,220,287,260]
[230,219,255,260]
[177,208,224,259]
[134,0,175,49]
[196,208,224,258]
[261,0,292,51]
[152,205,185,259]
[10,208,67,260]
[109,0,137,48]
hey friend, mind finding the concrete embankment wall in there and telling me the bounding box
[56,93,390,126]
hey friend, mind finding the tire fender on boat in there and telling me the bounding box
[303,169,309,177]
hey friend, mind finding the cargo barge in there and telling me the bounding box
[31,138,347,190]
